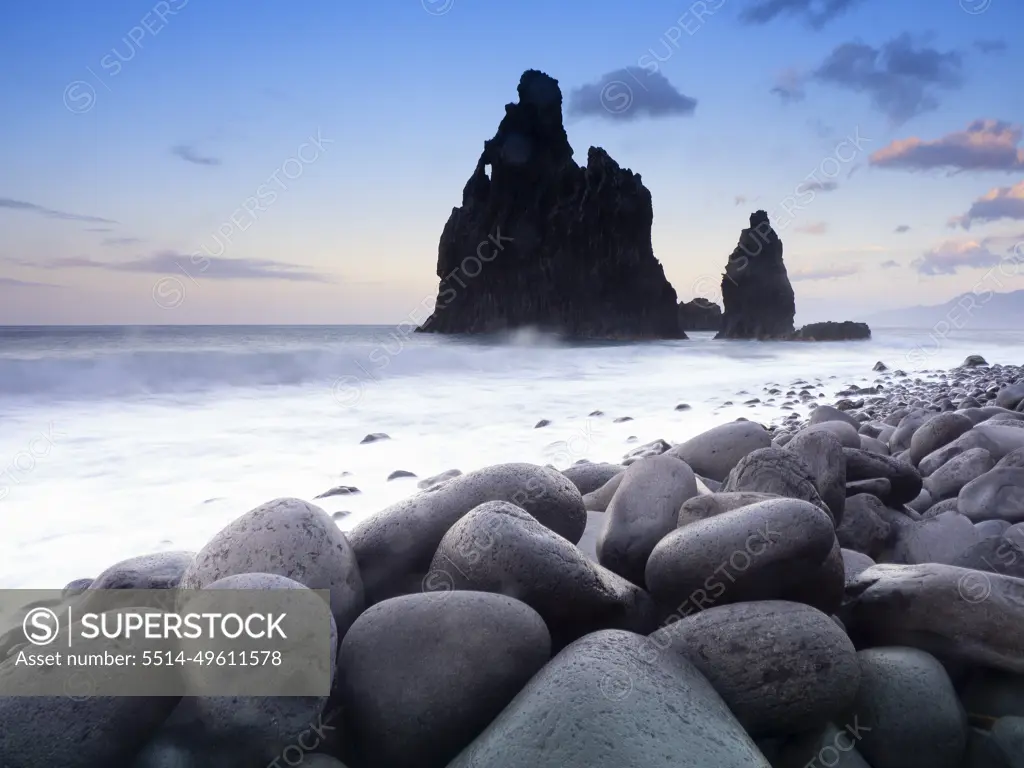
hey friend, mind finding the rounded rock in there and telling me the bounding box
[666,421,772,483]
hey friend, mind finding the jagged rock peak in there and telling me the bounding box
[417,69,684,340]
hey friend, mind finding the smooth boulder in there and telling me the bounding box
[337,591,550,768]
[678,491,780,528]
[843,449,922,505]
[446,630,771,768]
[959,468,1024,523]
[87,551,194,591]
[908,412,974,466]
[597,455,699,586]
[350,464,586,604]
[582,471,624,512]
[785,428,847,523]
[667,421,771,482]
[836,494,893,559]
[923,447,994,502]
[723,447,832,521]
[560,462,625,495]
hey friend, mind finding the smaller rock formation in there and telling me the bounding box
[716,211,796,339]
[678,298,722,332]
[793,321,871,341]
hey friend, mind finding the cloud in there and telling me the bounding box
[740,0,866,28]
[567,68,697,121]
[974,39,1006,54]
[795,221,828,234]
[880,259,900,268]
[798,179,839,193]
[0,277,60,288]
[912,239,1002,275]
[789,264,861,281]
[20,251,332,282]
[84,227,113,232]
[812,34,964,123]
[102,237,144,247]
[771,68,807,103]
[0,197,116,224]
[171,144,222,167]
[870,120,1024,173]
[734,195,747,206]
[951,181,1024,229]
[894,224,910,233]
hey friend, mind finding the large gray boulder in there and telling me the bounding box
[908,412,974,466]
[648,601,860,737]
[722,447,832,521]
[560,463,625,495]
[809,405,859,430]
[923,447,994,502]
[952,536,1024,579]
[666,421,771,482]
[678,491,780,528]
[996,382,1024,411]
[842,549,876,583]
[889,510,981,566]
[350,463,586,604]
[842,563,1024,673]
[336,591,550,768]
[798,421,861,449]
[582,471,624,512]
[786,428,847,524]
[429,501,657,648]
[843,449,922,506]
[888,410,930,453]
[919,429,997,477]
[87,551,194,591]
[843,647,967,768]
[646,498,841,616]
[446,630,771,768]
[836,494,893,559]
[973,422,1024,460]
[959,468,1024,523]
[179,498,364,636]
[597,455,698,586]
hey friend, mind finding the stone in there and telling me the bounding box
[666,421,771,482]
[360,432,390,444]
[429,502,657,649]
[796,421,860,449]
[582,471,624,511]
[951,537,1024,579]
[576,510,605,562]
[997,383,1024,411]
[973,422,1024,460]
[316,485,361,499]
[964,355,988,367]
[337,591,550,768]
[889,409,930,453]
[959,468,1024,523]
[924,447,995,502]
[842,549,876,582]
[843,647,967,768]
[446,630,771,768]
[61,577,92,597]
[908,412,974,466]
[810,404,860,430]
[889,510,981,566]
[678,297,722,332]
[559,462,624,495]
[873,361,888,372]
[907,488,934,513]
[859,435,890,455]
[646,498,840,616]
[771,722,873,768]
[991,717,1024,768]
[648,601,860,737]
[976,519,1013,538]
[997,447,1024,470]
[843,448,923,505]
[417,468,462,489]
[793,321,871,341]
[836,494,893,559]
[723,447,832,521]
[416,70,683,339]
[179,498,364,637]
[842,563,1024,673]
[845,478,892,498]
[597,455,698,586]
[388,470,417,481]
[534,419,551,428]
[919,429,999,476]
[621,438,672,465]
[716,210,795,340]
[786,427,847,523]
[351,463,585,604]
[87,551,193,591]
[675,402,692,411]
[961,667,1024,719]
[678,491,780,527]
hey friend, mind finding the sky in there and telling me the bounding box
[1,0,1023,325]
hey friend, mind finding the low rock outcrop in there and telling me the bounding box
[716,211,796,339]
[792,321,871,341]
[417,70,683,340]
[678,298,722,332]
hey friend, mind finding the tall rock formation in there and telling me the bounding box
[716,211,796,339]
[678,298,722,332]
[417,70,684,340]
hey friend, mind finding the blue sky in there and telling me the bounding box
[1,0,1022,324]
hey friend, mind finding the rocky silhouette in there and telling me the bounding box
[678,298,722,332]
[417,70,684,340]
[793,321,871,341]
[716,211,796,339]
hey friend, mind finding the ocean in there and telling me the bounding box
[1,324,1020,589]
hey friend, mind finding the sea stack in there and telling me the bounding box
[716,211,795,340]
[678,298,722,332]
[417,69,684,340]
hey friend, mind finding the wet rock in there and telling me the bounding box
[919,429,999,476]
[674,403,692,411]
[996,383,1024,411]
[621,438,672,465]
[648,601,860,737]
[859,435,890,455]
[360,433,390,444]
[87,551,193,591]
[908,412,974,466]
[959,468,1024,523]
[973,421,1024,459]
[723,447,831,521]
[889,410,930,453]
[810,405,860,430]
[842,549,876,582]
[844,647,967,768]
[997,447,1024,470]
[842,563,1024,673]
[332,511,350,521]
[446,630,771,768]
[666,421,772,482]
[647,498,840,615]
[678,297,722,332]
[786,428,847,524]
[582,471,625,512]
[923,447,994,502]
[613,416,633,423]
[337,591,550,768]
[678,491,780,528]
[798,420,861,449]
[417,469,462,489]
[598,455,698,586]
[976,519,1012,538]
[417,70,684,340]
[843,449,922,505]
[429,502,656,648]
[889,510,981,566]
[836,494,893,559]
[180,498,364,637]
[534,419,551,429]
[387,470,417,481]
[873,361,888,372]
[793,321,871,341]
[951,536,1024,579]
[61,577,92,597]
[559,462,624,496]
[964,355,988,367]
[576,510,605,562]
[316,485,361,499]
[351,463,585,604]
[771,721,874,768]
